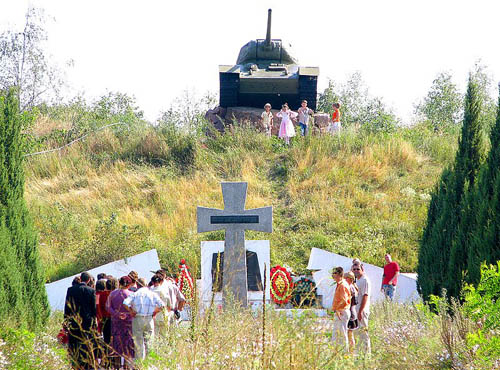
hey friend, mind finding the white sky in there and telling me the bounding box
[1,0,499,123]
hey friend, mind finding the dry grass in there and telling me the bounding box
[23,117,453,280]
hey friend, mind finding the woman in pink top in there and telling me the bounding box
[106,276,135,366]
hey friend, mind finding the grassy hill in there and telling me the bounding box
[24,111,458,282]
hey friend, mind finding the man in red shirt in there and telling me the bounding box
[380,254,400,300]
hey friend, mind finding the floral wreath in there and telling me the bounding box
[294,277,316,295]
[177,259,194,300]
[270,265,294,305]
[292,276,317,307]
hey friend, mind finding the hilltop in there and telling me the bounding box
[24,105,458,282]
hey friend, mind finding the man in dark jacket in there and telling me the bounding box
[64,271,98,369]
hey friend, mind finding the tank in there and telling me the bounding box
[219,9,319,111]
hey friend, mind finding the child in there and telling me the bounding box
[261,103,274,137]
[277,103,297,145]
[330,102,341,134]
[297,100,314,136]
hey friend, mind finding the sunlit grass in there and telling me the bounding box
[24,117,455,281]
[0,301,460,369]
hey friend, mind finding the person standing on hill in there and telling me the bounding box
[330,103,341,134]
[353,263,371,355]
[261,103,274,137]
[64,271,98,369]
[277,103,298,145]
[330,266,351,351]
[381,254,400,300]
[297,99,314,136]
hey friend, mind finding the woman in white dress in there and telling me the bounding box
[277,103,298,145]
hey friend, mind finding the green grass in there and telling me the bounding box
[0,300,478,369]
[24,117,458,281]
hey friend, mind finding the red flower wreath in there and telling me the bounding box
[270,265,294,305]
[177,259,194,300]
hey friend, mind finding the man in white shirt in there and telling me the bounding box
[123,277,164,361]
[353,264,371,355]
[155,270,186,324]
[150,274,172,337]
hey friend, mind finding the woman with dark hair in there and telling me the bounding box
[98,278,116,342]
[106,277,118,291]
[106,276,134,368]
[71,276,81,286]
[95,279,108,334]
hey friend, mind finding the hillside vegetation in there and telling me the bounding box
[23,98,458,282]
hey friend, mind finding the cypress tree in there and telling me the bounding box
[445,76,488,297]
[467,84,500,284]
[0,88,49,328]
[417,168,451,300]
[418,75,486,301]
[0,92,23,323]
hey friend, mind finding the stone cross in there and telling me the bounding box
[197,182,272,307]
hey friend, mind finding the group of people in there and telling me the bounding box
[260,100,341,144]
[330,254,400,354]
[62,254,400,366]
[64,269,186,369]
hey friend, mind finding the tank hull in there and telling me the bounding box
[219,68,318,110]
[218,9,319,111]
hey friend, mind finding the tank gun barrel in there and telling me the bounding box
[265,9,272,47]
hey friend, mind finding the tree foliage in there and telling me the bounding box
[465,84,500,285]
[0,7,64,111]
[0,88,49,328]
[418,74,487,301]
[462,263,500,367]
[317,72,399,132]
[415,71,463,128]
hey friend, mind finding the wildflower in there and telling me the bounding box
[401,186,416,197]
[419,193,431,201]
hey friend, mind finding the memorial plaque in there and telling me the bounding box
[211,215,259,224]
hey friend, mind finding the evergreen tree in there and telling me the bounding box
[0,88,49,328]
[0,91,22,323]
[417,168,451,300]
[445,76,488,297]
[418,75,486,301]
[467,85,500,284]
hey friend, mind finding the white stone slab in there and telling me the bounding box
[201,240,270,305]
[307,248,419,307]
[45,249,161,312]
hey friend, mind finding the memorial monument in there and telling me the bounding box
[197,182,272,307]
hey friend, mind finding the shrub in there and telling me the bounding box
[462,262,500,368]
[162,127,197,174]
[129,129,170,166]
[77,213,150,271]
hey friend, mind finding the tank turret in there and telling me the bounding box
[219,9,319,110]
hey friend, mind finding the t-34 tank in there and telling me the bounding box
[219,9,319,111]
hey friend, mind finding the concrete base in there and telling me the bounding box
[205,106,330,135]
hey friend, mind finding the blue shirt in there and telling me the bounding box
[123,287,164,316]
